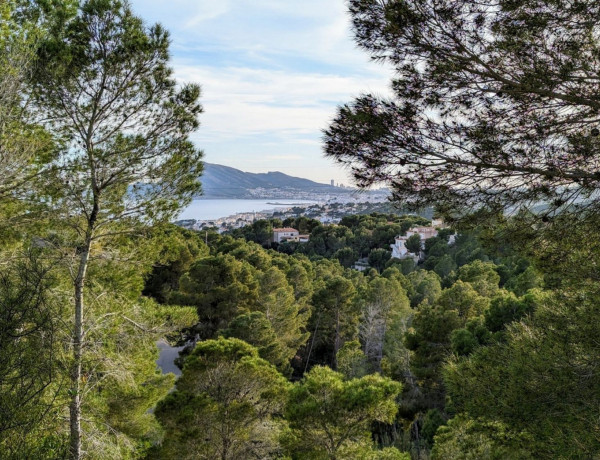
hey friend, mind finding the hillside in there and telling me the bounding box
[200,163,345,198]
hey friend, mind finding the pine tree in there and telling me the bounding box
[284,366,404,460]
[325,0,600,219]
[153,338,290,460]
[31,1,203,457]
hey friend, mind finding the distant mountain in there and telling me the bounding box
[199,163,344,198]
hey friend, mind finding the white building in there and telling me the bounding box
[390,222,450,260]
[272,227,300,243]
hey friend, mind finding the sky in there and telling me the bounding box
[129,0,392,185]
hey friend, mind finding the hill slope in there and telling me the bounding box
[200,163,342,198]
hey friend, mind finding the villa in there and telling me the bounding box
[390,220,452,260]
[272,227,300,243]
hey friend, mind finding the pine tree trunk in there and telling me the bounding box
[69,237,92,460]
[304,313,320,373]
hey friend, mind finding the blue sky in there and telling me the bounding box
[129,0,391,185]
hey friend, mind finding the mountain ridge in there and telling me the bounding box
[200,163,344,198]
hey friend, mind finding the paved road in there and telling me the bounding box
[156,340,185,377]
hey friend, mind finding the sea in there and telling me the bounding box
[177,199,318,221]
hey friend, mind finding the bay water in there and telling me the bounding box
[177,198,317,221]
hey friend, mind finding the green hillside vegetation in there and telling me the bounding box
[138,214,558,458]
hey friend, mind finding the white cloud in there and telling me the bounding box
[132,0,383,71]
[184,0,232,27]
[264,155,304,161]
[132,0,231,27]
[175,64,391,138]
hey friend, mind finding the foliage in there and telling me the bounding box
[359,275,411,374]
[334,246,358,268]
[195,215,569,458]
[171,255,259,339]
[28,1,204,456]
[142,225,208,303]
[282,216,321,234]
[457,261,500,298]
[336,340,369,379]
[405,234,421,254]
[432,415,534,460]
[69,273,197,459]
[421,409,445,445]
[271,213,430,259]
[484,290,538,336]
[284,366,402,460]
[325,0,600,219]
[153,338,290,460]
[254,266,310,370]
[0,0,56,202]
[437,281,490,319]
[230,219,276,247]
[222,311,290,372]
[368,247,392,272]
[3,8,599,460]
[444,290,600,458]
[33,0,204,230]
[407,270,441,307]
[307,275,358,369]
[0,252,61,457]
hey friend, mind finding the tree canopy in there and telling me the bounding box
[284,366,403,460]
[325,0,600,218]
[30,1,204,457]
[154,338,290,460]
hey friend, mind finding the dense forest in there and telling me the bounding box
[143,213,550,459]
[2,0,600,459]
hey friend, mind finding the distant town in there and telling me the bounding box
[176,191,414,233]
